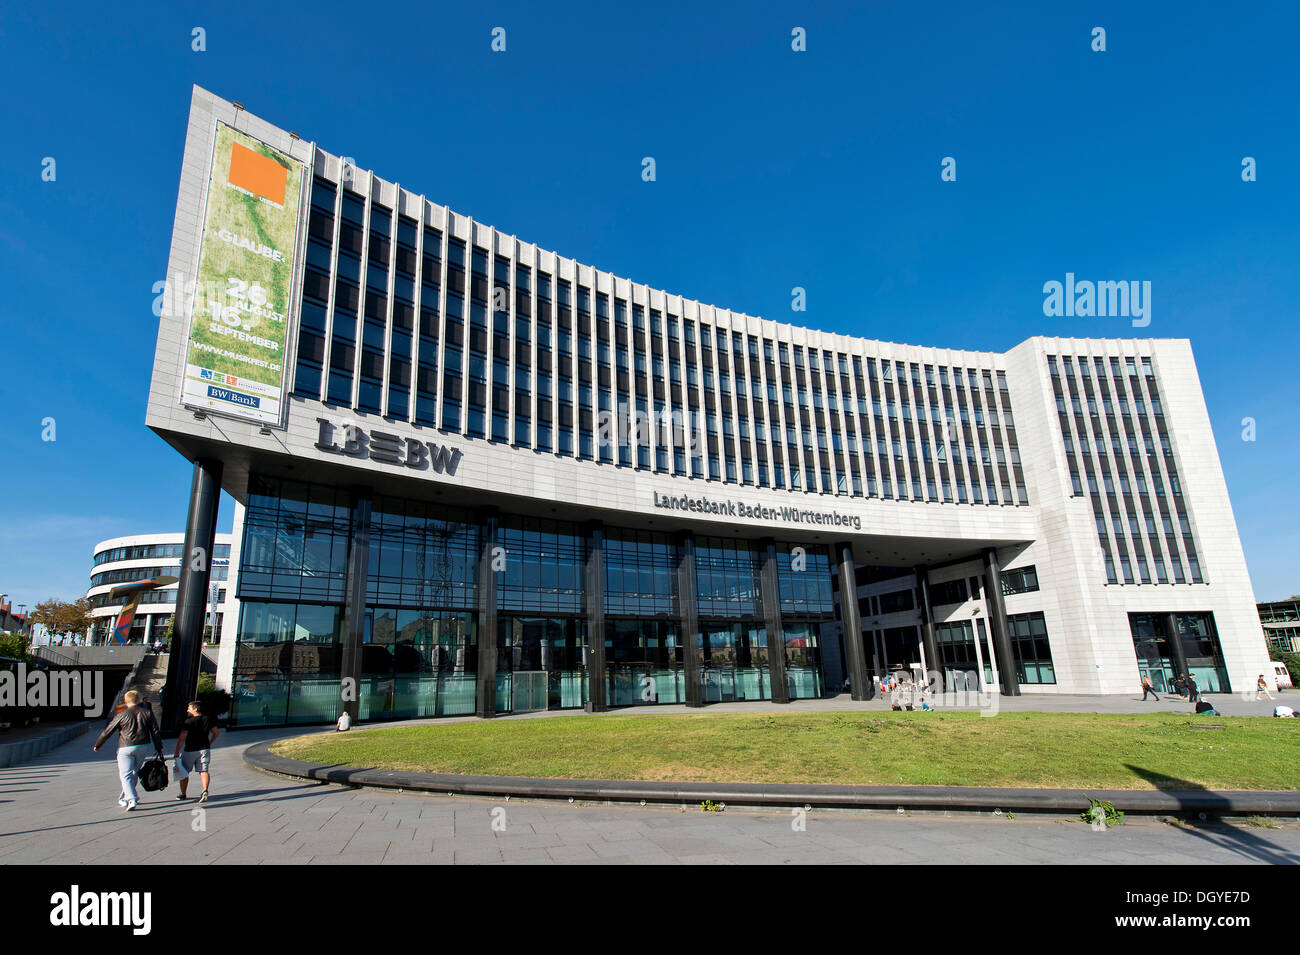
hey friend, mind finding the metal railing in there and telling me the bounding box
[33,646,78,667]
[106,655,150,721]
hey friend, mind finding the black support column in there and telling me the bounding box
[835,541,871,700]
[676,531,704,708]
[1164,612,1190,682]
[162,458,223,734]
[759,538,790,704]
[915,566,943,690]
[584,521,607,712]
[475,508,500,718]
[339,488,372,724]
[982,547,1021,697]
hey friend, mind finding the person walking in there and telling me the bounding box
[1256,674,1275,702]
[93,690,163,811]
[1186,673,1199,704]
[173,700,219,802]
[1141,674,1160,701]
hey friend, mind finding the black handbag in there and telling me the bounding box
[138,755,169,792]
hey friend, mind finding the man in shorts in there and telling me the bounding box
[173,700,219,802]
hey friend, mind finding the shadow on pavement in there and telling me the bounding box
[1159,820,1300,865]
[1124,763,1299,865]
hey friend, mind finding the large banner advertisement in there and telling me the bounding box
[180,122,306,425]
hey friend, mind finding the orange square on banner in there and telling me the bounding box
[228,141,287,205]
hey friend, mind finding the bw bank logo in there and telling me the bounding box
[49,885,151,935]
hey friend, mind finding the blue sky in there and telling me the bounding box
[0,0,1296,611]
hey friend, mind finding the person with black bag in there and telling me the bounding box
[93,689,164,811]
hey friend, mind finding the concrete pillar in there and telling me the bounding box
[915,567,944,690]
[759,539,790,704]
[475,507,500,718]
[836,541,871,700]
[676,531,704,707]
[1165,612,1191,686]
[584,521,607,712]
[340,489,372,723]
[982,547,1021,697]
[162,458,223,734]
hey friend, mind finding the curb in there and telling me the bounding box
[243,741,1300,815]
[0,721,94,769]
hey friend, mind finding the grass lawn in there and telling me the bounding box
[271,711,1300,790]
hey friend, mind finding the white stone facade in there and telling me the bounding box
[147,87,1268,697]
[88,532,233,645]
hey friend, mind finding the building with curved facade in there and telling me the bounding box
[143,87,1268,727]
[88,533,232,645]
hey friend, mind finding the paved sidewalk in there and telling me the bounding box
[1,727,1298,865]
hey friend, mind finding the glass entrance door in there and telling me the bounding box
[700,620,768,701]
[1129,614,1175,692]
[497,616,586,710]
[1175,612,1231,693]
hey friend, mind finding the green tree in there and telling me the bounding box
[28,599,64,638]
[0,632,31,662]
[29,597,94,642]
[1268,647,1300,686]
[61,597,93,638]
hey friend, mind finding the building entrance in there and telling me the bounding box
[1129,612,1230,694]
[881,625,923,673]
[497,616,586,710]
[700,620,770,701]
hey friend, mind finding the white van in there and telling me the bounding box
[1272,662,1293,690]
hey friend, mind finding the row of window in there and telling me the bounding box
[1049,353,1203,586]
[854,566,1038,615]
[1258,600,1300,624]
[229,601,827,725]
[1000,566,1040,596]
[89,588,227,610]
[93,543,231,566]
[930,611,1055,684]
[88,612,225,643]
[237,475,838,619]
[291,176,1027,507]
[91,564,229,589]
